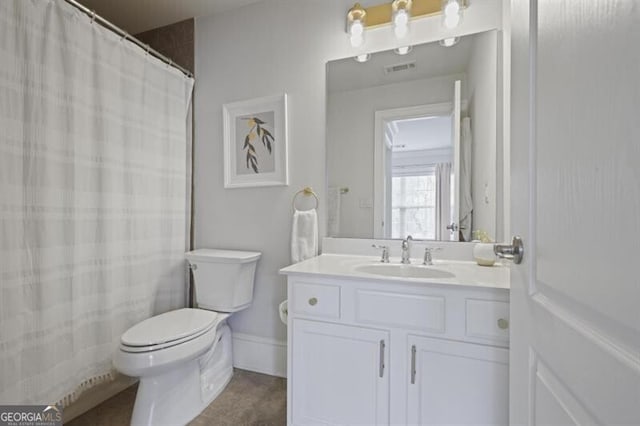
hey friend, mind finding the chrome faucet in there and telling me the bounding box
[401,235,413,264]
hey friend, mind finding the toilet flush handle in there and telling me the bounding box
[189,263,198,270]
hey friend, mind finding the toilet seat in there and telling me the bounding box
[114,309,230,378]
[120,308,222,353]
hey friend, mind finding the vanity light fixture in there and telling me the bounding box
[347,3,367,48]
[394,45,413,55]
[354,53,371,62]
[439,37,459,47]
[346,0,466,49]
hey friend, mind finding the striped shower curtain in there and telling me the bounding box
[0,0,194,405]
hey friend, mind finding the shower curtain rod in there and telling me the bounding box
[64,0,193,78]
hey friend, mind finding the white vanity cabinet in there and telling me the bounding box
[291,320,390,425]
[284,266,510,426]
[407,335,509,425]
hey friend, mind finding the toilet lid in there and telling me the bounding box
[121,308,220,347]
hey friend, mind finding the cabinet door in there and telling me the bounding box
[292,319,389,425]
[407,335,508,425]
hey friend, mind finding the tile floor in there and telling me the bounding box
[66,369,286,426]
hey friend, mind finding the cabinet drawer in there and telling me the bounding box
[465,299,509,342]
[356,290,445,332]
[291,282,340,319]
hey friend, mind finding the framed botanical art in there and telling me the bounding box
[222,94,289,188]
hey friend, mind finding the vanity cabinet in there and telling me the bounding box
[291,320,389,425]
[285,268,509,426]
[407,335,509,425]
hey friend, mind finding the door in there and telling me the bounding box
[510,0,639,424]
[407,335,509,425]
[291,319,390,425]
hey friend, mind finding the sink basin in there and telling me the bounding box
[354,263,455,279]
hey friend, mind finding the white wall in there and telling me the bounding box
[194,0,502,376]
[327,74,463,238]
[467,30,498,240]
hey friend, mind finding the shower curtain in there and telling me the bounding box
[0,0,194,405]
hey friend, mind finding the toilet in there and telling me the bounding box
[113,248,261,426]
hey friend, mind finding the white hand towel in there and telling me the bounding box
[291,209,318,263]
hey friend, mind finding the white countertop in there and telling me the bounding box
[280,254,510,290]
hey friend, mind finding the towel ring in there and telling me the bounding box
[292,187,319,212]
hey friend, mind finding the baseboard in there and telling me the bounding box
[63,374,137,423]
[232,332,287,378]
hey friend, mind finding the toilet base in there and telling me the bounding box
[130,323,233,426]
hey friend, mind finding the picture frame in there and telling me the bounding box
[223,94,289,188]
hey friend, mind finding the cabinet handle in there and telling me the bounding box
[379,340,386,378]
[410,345,417,384]
[308,297,318,306]
[497,318,509,329]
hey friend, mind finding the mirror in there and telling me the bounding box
[327,30,503,242]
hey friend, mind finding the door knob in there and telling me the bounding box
[494,236,524,264]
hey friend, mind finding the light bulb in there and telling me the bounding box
[350,19,364,36]
[443,0,460,16]
[349,18,365,47]
[393,8,409,39]
[350,33,364,48]
[354,53,371,63]
[443,13,460,29]
[442,0,462,29]
[394,9,409,26]
[394,24,409,39]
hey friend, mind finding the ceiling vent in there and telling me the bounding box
[384,61,416,74]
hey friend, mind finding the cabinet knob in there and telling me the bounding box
[308,297,318,306]
[497,318,509,329]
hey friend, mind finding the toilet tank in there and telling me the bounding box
[185,249,261,312]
